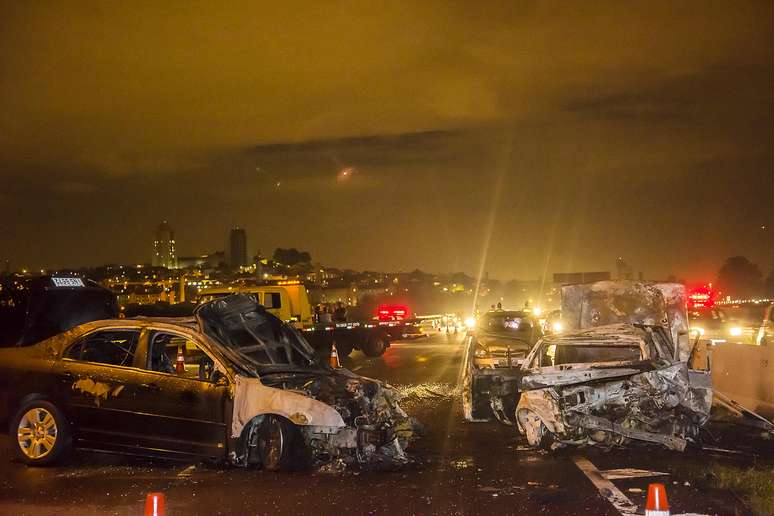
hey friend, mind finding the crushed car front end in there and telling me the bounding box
[516,325,712,451]
[195,294,419,469]
[464,281,713,452]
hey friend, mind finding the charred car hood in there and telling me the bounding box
[195,293,321,373]
[232,367,418,468]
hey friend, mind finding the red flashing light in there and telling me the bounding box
[688,286,715,309]
[377,304,410,321]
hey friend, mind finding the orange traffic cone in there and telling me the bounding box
[330,343,340,368]
[175,347,185,374]
[645,483,670,516]
[144,492,165,516]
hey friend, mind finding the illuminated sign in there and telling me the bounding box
[51,277,85,288]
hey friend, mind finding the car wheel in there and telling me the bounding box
[362,333,388,357]
[11,399,72,466]
[258,415,301,472]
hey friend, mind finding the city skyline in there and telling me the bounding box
[1,2,773,282]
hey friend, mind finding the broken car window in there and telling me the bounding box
[147,331,215,381]
[65,330,140,367]
[539,343,641,366]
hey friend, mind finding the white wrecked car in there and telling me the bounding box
[464,281,712,451]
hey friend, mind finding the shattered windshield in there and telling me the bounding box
[195,294,318,369]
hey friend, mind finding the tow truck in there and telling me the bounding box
[197,282,390,357]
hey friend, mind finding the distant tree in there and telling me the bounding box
[716,256,763,299]
[272,248,312,266]
[408,269,430,282]
[450,272,474,287]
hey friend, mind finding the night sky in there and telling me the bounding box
[1,1,773,281]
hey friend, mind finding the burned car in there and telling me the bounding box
[0,278,417,469]
[464,281,712,452]
[462,310,543,422]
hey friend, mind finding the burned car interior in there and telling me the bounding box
[464,281,713,452]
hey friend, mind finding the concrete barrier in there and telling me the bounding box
[711,342,774,419]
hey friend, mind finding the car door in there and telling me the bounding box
[131,328,230,459]
[52,327,151,450]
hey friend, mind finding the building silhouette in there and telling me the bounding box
[153,221,177,269]
[229,227,247,270]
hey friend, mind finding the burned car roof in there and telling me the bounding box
[539,323,648,346]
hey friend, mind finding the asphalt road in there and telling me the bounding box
[0,333,764,515]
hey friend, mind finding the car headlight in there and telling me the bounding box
[551,321,563,333]
[464,316,476,329]
[729,327,743,337]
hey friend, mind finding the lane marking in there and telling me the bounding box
[572,455,638,515]
[601,468,669,481]
[177,465,196,478]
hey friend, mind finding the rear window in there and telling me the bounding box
[480,312,534,333]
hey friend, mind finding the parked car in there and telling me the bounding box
[0,283,417,470]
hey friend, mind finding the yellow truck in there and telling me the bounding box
[197,281,314,328]
[196,282,389,357]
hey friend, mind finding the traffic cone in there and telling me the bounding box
[175,346,185,374]
[144,492,165,516]
[645,483,670,516]
[329,342,340,368]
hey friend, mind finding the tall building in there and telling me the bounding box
[153,221,178,269]
[229,227,247,269]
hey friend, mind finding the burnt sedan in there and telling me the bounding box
[0,292,417,470]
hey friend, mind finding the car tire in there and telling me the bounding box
[258,415,302,472]
[362,333,388,357]
[11,399,72,466]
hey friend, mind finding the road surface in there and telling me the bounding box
[0,333,763,515]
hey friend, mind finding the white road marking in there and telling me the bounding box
[601,468,670,481]
[572,455,639,515]
[177,465,196,478]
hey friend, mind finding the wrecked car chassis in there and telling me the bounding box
[464,282,713,452]
[0,293,418,470]
[466,329,711,451]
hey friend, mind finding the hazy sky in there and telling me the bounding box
[1,1,773,281]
